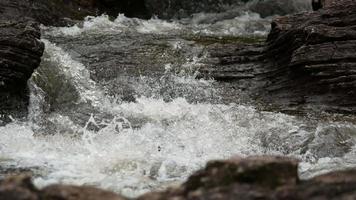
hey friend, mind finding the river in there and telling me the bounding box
[1,2,356,198]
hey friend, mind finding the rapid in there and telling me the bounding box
[1,1,356,198]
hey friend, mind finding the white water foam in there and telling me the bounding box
[43,12,270,37]
[1,4,356,198]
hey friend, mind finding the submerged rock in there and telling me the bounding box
[3,156,356,200]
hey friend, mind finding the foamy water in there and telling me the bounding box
[1,5,356,198]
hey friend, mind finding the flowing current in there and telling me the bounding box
[1,6,356,198]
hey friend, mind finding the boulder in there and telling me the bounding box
[0,175,39,200]
[0,175,128,200]
[0,20,44,124]
[41,185,128,200]
[264,0,356,113]
[182,156,299,192]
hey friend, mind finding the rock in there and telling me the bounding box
[0,0,92,26]
[0,0,150,26]
[182,156,299,192]
[249,0,311,18]
[2,156,356,200]
[0,175,128,200]
[276,169,356,200]
[0,20,44,124]
[263,0,356,113]
[0,175,39,200]
[138,155,356,200]
[199,0,356,114]
[41,185,128,200]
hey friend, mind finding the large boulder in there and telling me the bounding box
[264,0,356,113]
[0,20,44,124]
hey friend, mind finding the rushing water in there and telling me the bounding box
[1,3,356,198]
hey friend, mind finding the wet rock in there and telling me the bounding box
[2,156,356,200]
[249,0,311,18]
[0,175,128,200]
[199,0,356,114]
[0,0,150,26]
[182,156,299,192]
[41,185,128,200]
[276,169,356,200]
[263,0,356,114]
[0,20,44,124]
[0,175,39,200]
[138,156,356,200]
[0,0,92,26]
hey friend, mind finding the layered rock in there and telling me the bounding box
[263,0,356,113]
[199,0,356,114]
[2,156,356,200]
[0,20,44,124]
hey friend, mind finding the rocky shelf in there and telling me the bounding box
[199,0,356,114]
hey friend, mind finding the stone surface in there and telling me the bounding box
[0,20,44,124]
[0,175,39,200]
[199,0,356,114]
[41,185,128,200]
[264,0,356,114]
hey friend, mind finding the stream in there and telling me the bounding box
[1,2,356,198]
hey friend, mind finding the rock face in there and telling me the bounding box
[0,0,151,26]
[0,20,44,124]
[2,156,356,200]
[199,0,356,114]
[264,0,356,113]
[249,0,311,18]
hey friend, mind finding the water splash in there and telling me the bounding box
[43,12,270,37]
[1,2,356,198]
